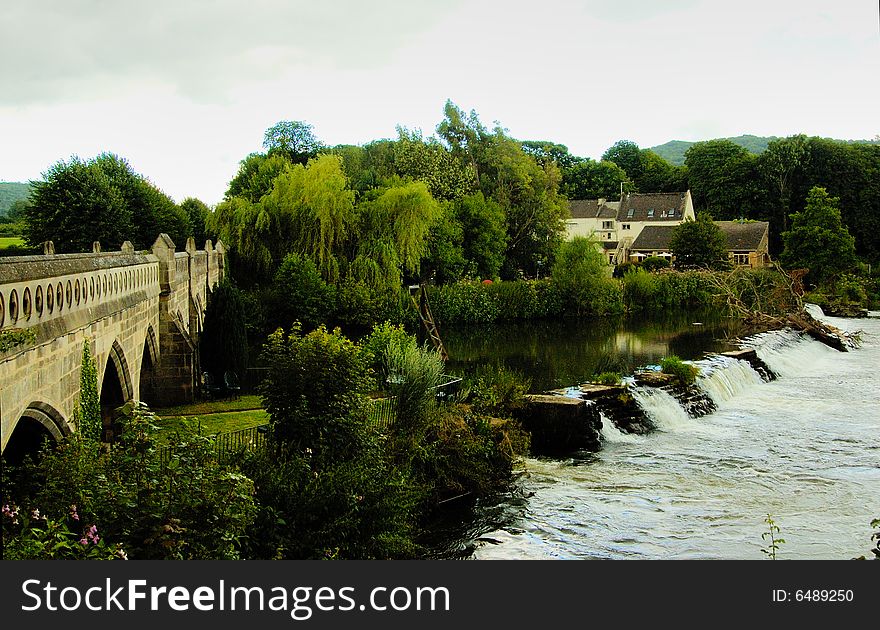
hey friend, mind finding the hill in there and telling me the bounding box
[649,135,880,165]
[0,182,31,216]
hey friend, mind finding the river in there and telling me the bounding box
[439,308,880,559]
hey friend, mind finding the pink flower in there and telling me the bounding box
[69,505,80,521]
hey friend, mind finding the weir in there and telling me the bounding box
[528,326,827,452]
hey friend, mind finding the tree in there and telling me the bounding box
[269,253,335,331]
[520,140,580,170]
[179,197,210,246]
[263,120,323,165]
[225,153,291,202]
[685,140,761,220]
[452,192,507,279]
[758,135,810,234]
[26,157,131,252]
[670,213,730,270]
[562,159,630,200]
[26,154,193,253]
[551,236,622,315]
[393,128,476,201]
[420,203,466,284]
[780,186,857,285]
[199,281,249,380]
[602,140,644,183]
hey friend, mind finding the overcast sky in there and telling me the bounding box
[1,0,878,205]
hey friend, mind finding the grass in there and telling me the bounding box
[153,395,267,441]
[154,409,269,442]
[0,236,25,249]
[154,394,262,417]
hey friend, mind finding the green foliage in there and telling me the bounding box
[179,197,210,245]
[552,237,623,315]
[3,403,257,559]
[25,154,191,252]
[224,153,291,203]
[394,128,477,201]
[467,364,531,417]
[260,325,372,465]
[684,140,762,219]
[621,269,713,312]
[430,281,501,324]
[384,342,444,455]
[452,192,507,279]
[421,202,466,284]
[561,159,631,200]
[2,505,126,560]
[269,253,335,330]
[358,321,416,388]
[594,372,622,386]
[660,355,699,385]
[761,514,785,560]
[781,186,857,285]
[602,140,644,182]
[263,120,323,165]
[77,341,101,442]
[200,281,249,379]
[670,213,731,270]
[0,328,36,353]
[641,256,670,271]
[238,442,420,559]
[0,182,31,216]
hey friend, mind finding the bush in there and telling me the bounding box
[642,256,671,272]
[660,355,700,385]
[269,253,335,331]
[3,403,257,559]
[594,372,622,385]
[552,237,623,315]
[467,364,531,417]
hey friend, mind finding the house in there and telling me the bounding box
[565,191,695,264]
[627,220,771,268]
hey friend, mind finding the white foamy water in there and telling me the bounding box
[696,356,764,405]
[472,311,880,560]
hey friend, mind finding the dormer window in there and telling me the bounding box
[626,209,634,218]
[668,208,676,217]
[647,209,654,217]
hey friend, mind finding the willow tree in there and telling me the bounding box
[211,154,355,284]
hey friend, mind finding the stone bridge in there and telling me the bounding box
[0,235,225,459]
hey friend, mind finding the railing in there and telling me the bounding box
[157,424,269,466]
[366,374,463,432]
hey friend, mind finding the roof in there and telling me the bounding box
[630,221,770,253]
[715,221,769,251]
[568,199,620,220]
[630,225,676,251]
[618,192,687,222]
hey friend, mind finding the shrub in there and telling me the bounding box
[3,403,257,559]
[467,364,531,417]
[594,372,622,386]
[552,237,623,315]
[269,253,335,331]
[642,256,671,272]
[660,355,700,385]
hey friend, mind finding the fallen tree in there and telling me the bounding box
[705,265,860,352]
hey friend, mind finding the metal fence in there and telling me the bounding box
[365,374,463,432]
[157,424,269,467]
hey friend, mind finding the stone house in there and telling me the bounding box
[566,191,696,264]
[628,220,771,268]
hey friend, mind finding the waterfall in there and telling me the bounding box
[599,411,641,444]
[695,356,764,405]
[745,329,837,378]
[629,387,698,432]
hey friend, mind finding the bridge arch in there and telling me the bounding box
[3,402,70,465]
[100,340,133,441]
[138,325,160,406]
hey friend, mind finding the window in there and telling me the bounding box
[626,209,634,218]
[733,253,751,266]
[622,224,631,230]
[668,208,676,216]
[647,209,654,217]
[602,220,613,230]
